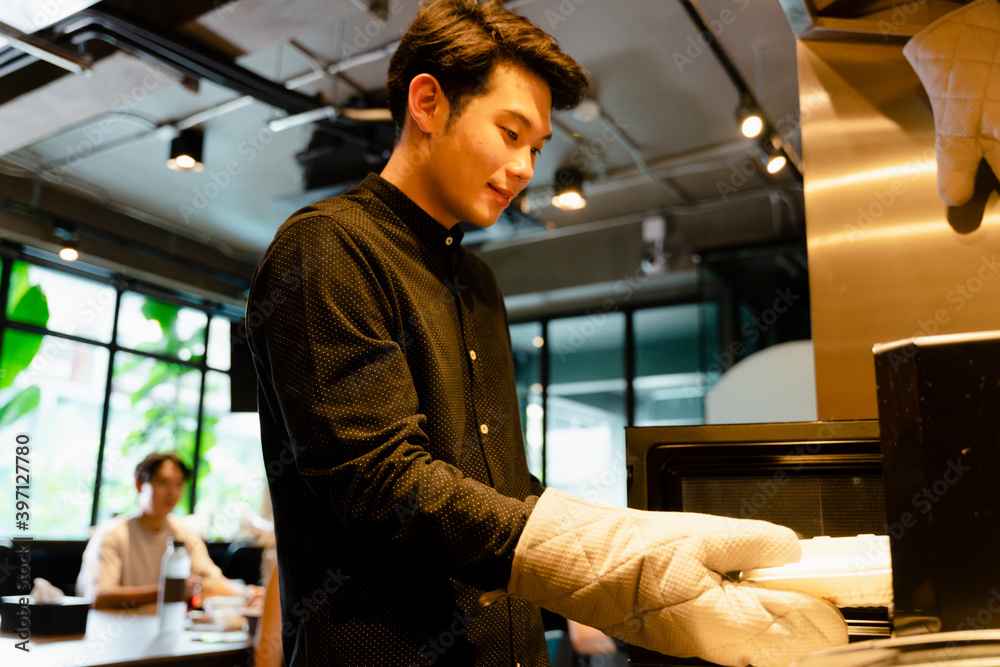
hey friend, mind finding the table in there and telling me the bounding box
[1,606,253,667]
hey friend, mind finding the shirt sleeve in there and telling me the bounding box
[248,215,534,591]
[76,523,124,599]
[173,522,225,582]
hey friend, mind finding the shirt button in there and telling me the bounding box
[445,237,453,246]
[480,424,488,435]
[469,350,477,360]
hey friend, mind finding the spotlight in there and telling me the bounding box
[167,129,204,172]
[736,93,763,138]
[571,98,602,123]
[551,168,586,210]
[759,134,787,174]
[53,226,79,261]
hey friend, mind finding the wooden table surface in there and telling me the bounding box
[1,606,253,667]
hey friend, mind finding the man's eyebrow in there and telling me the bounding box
[501,109,552,142]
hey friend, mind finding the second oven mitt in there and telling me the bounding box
[903,0,1000,206]
[505,489,847,667]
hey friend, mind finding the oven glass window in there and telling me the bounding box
[680,471,886,537]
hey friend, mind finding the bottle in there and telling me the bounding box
[158,537,191,635]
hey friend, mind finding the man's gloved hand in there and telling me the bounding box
[904,0,1000,207]
[505,489,847,667]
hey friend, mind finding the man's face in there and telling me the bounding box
[137,460,186,519]
[425,63,552,228]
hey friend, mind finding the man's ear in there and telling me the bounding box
[407,73,448,136]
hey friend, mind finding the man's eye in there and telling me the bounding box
[503,127,518,141]
[531,147,542,157]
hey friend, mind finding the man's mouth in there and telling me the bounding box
[488,184,513,207]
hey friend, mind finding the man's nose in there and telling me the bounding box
[510,152,533,185]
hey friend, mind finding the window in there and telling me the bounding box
[116,293,207,362]
[194,371,267,540]
[99,352,203,523]
[5,261,115,342]
[0,334,108,539]
[634,304,705,426]
[546,313,627,507]
[0,256,263,541]
[509,322,543,480]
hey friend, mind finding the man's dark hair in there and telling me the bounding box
[387,0,589,139]
[135,452,191,484]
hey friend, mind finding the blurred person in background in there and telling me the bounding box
[77,451,253,609]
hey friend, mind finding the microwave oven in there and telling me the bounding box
[625,419,888,666]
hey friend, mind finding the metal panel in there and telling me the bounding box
[779,0,967,40]
[799,39,1000,419]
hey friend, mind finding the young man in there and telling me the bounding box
[246,2,846,665]
[77,452,238,608]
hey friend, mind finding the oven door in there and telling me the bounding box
[625,420,888,666]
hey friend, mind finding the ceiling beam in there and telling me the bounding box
[0,172,256,306]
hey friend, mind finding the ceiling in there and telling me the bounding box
[0,0,804,295]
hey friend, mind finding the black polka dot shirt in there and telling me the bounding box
[246,173,549,666]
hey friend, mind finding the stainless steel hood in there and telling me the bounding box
[779,0,968,41]
[783,0,1000,418]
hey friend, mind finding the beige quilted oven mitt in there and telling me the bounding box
[903,0,1000,206]
[507,490,847,667]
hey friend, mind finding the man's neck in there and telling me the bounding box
[380,143,458,230]
[138,512,167,533]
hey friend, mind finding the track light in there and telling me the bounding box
[758,134,787,174]
[737,93,763,138]
[53,225,78,261]
[268,106,339,133]
[167,129,204,172]
[551,168,586,210]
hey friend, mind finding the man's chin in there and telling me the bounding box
[466,214,501,229]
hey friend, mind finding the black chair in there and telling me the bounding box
[0,539,16,597]
[221,540,263,586]
[0,540,87,597]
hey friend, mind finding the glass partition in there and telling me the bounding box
[546,313,627,507]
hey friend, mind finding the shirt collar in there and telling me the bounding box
[360,172,465,251]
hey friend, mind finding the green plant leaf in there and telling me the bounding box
[6,262,32,313]
[9,284,50,328]
[0,385,40,427]
[141,299,180,338]
[0,329,45,390]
